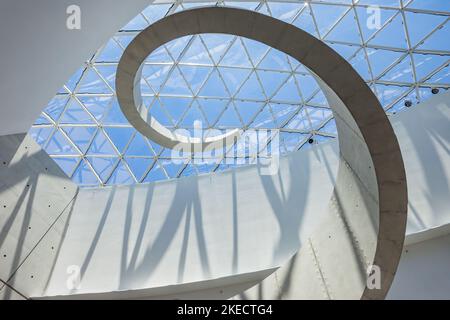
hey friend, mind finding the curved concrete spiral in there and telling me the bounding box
[116,7,407,299]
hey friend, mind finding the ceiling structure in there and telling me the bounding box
[29,0,450,187]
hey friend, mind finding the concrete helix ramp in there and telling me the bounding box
[0,6,422,300]
[114,7,408,299]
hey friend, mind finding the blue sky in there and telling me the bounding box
[30,0,450,186]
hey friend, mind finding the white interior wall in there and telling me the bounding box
[28,92,450,299]
[388,233,450,300]
[0,0,150,136]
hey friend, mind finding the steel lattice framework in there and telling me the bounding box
[30,0,450,187]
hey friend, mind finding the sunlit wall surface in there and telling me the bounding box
[29,0,450,187]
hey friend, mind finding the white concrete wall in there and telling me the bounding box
[388,233,450,300]
[0,0,150,136]
[1,91,449,299]
[35,92,450,298]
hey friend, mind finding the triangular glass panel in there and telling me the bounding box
[355,6,397,42]
[106,160,134,185]
[161,161,185,179]
[368,14,408,49]
[159,96,192,125]
[34,113,51,125]
[219,67,252,96]
[413,53,449,82]
[407,0,450,11]
[65,67,85,92]
[77,96,113,122]
[305,106,333,129]
[310,3,349,38]
[380,55,415,83]
[62,126,97,153]
[249,105,276,129]
[417,24,450,52]
[142,4,171,24]
[114,34,135,49]
[366,48,404,79]
[404,11,447,47]
[267,2,300,23]
[349,49,372,81]
[59,98,95,124]
[165,35,191,61]
[196,98,229,125]
[318,118,337,135]
[87,130,117,155]
[148,98,174,127]
[258,48,291,71]
[125,133,153,157]
[374,84,410,109]
[72,159,99,186]
[95,65,117,91]
[141,64,172,94]
[179,65,212,95]
[28,126,54,147]
[94,39,123,62]
[86,156,118,183]
[180,163,198,177]
[179,35,214,65]
[142,161,167,182]
[216,105,242,128]
[120,13,149,31]
[44,96,69,122]
[219,38,252,67]
[198,69,229,98]
[273,75,302,103]
[160,67,192,95]
[104,127,135,154]
[256,70,290,98]
[202,34,233,65]
[146,45,173,63]
[45,129,79,155]
[224,1,259,10]
[233,100,264,126]
[292,5,319,37]
[100,98,129,125]
[295,74,320,100]
[285,108,311,131]
[326,10,361,44]
[76,68,112,94]
[180,100,208,128]
[270,104,298,127]
[236,71,265,100]
[309,91,328,106]
[327,43,360,60]
[242,38,268,66]
[426,65,450,84]
[125,157,154,181]
[52,157,80,177]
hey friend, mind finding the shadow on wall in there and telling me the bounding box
[400,102,450,230]
[74,176,212,290]
[0,134,77,299]
[69,141,343,293]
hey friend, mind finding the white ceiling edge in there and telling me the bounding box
[0,0,152,136]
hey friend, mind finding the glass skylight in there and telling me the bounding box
[30,0,450,187]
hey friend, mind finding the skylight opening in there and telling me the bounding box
[29,0,450,187]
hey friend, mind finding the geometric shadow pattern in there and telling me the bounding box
[29,0,450,187]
